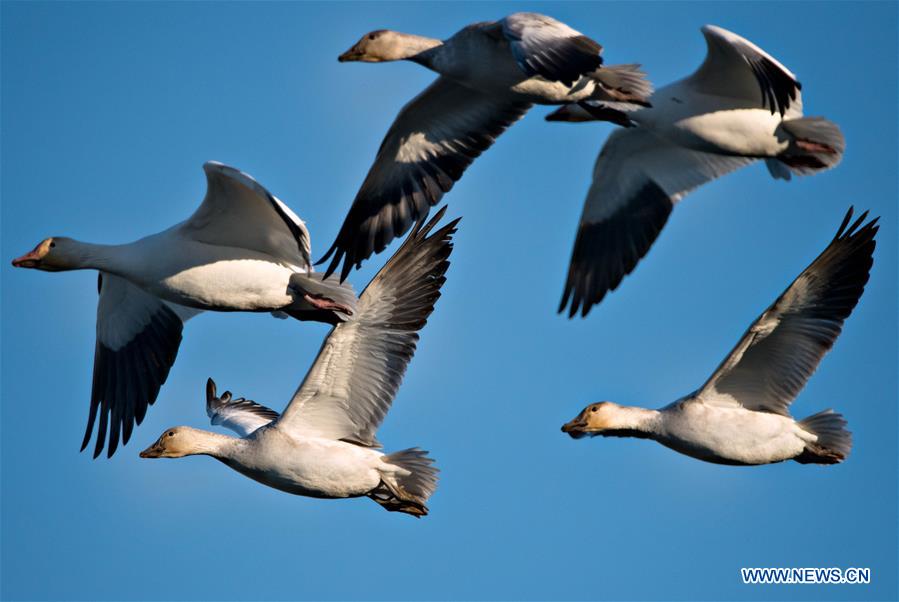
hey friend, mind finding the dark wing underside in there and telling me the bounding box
[82,274,196,458]
[319,77,529,281]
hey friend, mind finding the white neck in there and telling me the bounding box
[182,429,244,460]
[60,240,131,274]
[602,406,662,439]
[394,32,443,64]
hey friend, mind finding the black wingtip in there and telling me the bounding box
[835,206,880,242]
[206,378,217,404]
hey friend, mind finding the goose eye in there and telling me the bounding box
[49,241,56,248]
[368,34,376,40]
[167,431,175,437]
[591,407,598,413]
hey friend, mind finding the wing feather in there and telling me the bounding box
[279,209,458,445]
[319,77,528,280]
[559,128,755,317]
[183,162,312,268]
[686,25,801,116]
[500,12,603,86]
[205,378,279,437]
[82,274,200,458]
[697,208,878,414]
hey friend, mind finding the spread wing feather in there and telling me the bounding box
[279,209,458,445]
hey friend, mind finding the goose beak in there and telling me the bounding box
[561,416,588,439]
[338,47,361,62]
[11,249,42,268]
[139,443,163,458]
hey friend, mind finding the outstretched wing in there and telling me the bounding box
[696,208,878,415]
[279,209,457,446]
[205,378,279,437]
[319,77,528,281]
[685,24,802,117]
[559,128,754,317]
[83,274,201,458]
[183,161,312,268]
[500,12,603,86]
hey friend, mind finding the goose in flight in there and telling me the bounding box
[11,161,355,458]
[140,211,458,517]
[548,25,845,317]
[562,208,877,466]
[320,12,652,280]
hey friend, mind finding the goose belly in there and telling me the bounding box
[650,106,788,157]
[227,437,383,499]
[150,259,297,312]
[658,403,807,465]
[509,77,596,103]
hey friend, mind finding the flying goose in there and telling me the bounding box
[320,12,652,280]
[11,161,355,458]
[548,25,845,317]
[562,208,877,466]
[140,210,458,517]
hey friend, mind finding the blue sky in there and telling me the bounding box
[1,2,896,601]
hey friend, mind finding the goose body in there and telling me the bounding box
[12,161,355,457]
[209,430,386,499]
[425,22,626,104]
[322,12,653,280]
[87,229,302,312]
[141,212,457,517]
[656,399,812,465]
[550,25,845,317]
[635,85,791,157]
[563,209,877,466]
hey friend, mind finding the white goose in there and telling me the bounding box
[140,212,457,517]
[320,12,652,280]
[562,208,877,466]
[548,25,846,317]
[12,161,355,458]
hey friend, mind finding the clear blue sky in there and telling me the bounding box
[2,2,896,601]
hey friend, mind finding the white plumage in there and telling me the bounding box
[140,211,458,517]
[11,161,355,457]
[562,208,876,466]
[552,25,845,317]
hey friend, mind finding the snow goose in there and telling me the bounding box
[139,211,457,517]
[562,208,876,465]
[11,161,355,458]
[320,12,652,280]
[548,25,845,317]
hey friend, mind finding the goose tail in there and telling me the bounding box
[795,409,852,465]
[776,116,845,177]
[287,272,357,324]
[371,448,439,518]
[590,63,654,107]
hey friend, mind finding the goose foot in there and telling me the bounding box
[304,293,353,316]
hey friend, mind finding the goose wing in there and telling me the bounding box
[205,378,279,437]
[685,25,802,116]
[319,77,528,280]
[183,161,312,268]
[696,208,878,415]
[83,274,201,458]
[278,210,457,446]
[499,12,603,86]
[559,128,755,317]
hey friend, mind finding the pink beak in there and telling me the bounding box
[11,249,42,268]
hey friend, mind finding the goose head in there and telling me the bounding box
[561,402,622,438]
[338,30,440,63]
[11,237,78,271]
[140,426,202,459]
